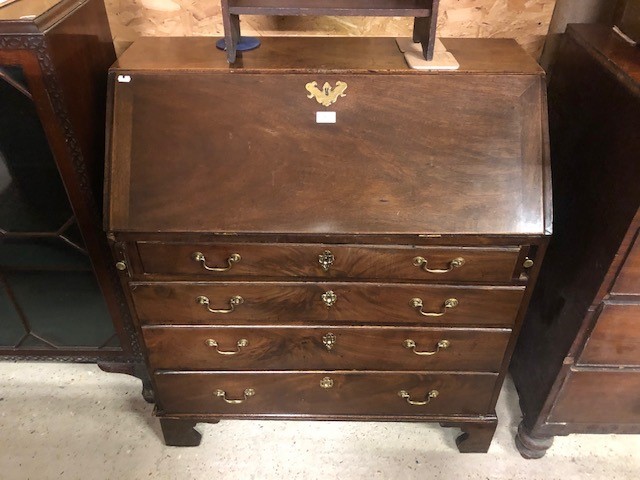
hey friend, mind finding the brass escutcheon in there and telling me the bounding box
[205,338,249,355]
[305,81,347,107]
[214,388,255,404]
[320,377,334,389]
[318,250,335,272]
[398,389,439,406]
[322,290,337,307]
[192,251,241,272]
[413,256,465,274]
[322,332,337,351]
[410,297,458,317]
[403,339,450,356]
[196,295,244,314]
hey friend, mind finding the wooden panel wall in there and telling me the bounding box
[106,0,556,56]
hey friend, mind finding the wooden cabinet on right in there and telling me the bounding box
[510,24,640,459]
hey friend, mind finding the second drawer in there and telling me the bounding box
[131,282,524,327]
[143,326,511,371]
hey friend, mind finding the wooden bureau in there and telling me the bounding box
[105,36,551,452]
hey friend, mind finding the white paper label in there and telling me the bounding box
[117,74,132,83]
[316,111,336,124]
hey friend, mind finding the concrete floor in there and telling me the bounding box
[0,363,638,479]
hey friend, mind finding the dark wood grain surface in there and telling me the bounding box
[106,71,544,236]
[136,242,522,282]
[154,371,498,416]
[143,325,511,371]
[131,281,524,326]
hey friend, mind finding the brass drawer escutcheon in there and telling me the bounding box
[322,332,337,351]
[321,290,337,307]
[410,297,458,317]
[192,251,241,272]
[413,256,465,274]
[305,81,347,107]
[398,389,439,406]
[318,250,335,271]
[214,388,255,404]
[403,339,450,356]
[196,295,244,314]
[320,377,334,389]
[205,338,248,355]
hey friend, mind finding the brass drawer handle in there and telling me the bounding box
[413,256,465,274]
[205,338,248,355]
[192,252,241,272]
[214,388,255,404]
[398,389,439,406]
[322,332,337,351]
[196,295,244,314]
[318,250,334,271]
[410,297,458,317]
[321,290,337,307]
[403,339,450,356]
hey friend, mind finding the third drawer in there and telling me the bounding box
[142,326,512,371]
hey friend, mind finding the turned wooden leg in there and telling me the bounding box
[160,418,203,447]
[515,421,554,459]
[440,419,498,453]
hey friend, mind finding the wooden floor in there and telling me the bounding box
[0,363,638,479]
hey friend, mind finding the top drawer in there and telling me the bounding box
[136,243,522,282]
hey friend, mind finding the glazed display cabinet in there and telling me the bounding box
[0,0,140,369]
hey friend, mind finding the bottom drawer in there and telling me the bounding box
[577,303,640,367]
[550,370,640,424]
[154,371,498,417]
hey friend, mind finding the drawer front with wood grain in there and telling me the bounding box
[143,326,512,372]
[154,371,498,416]
[611,234,640,296]
[549,370,640,424]
[131,282,524,327]
[136,242,522,282]
[577,303,640,367]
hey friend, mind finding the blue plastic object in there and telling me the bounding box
[216,37,261,53]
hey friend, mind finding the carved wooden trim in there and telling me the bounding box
[0,354,137,363]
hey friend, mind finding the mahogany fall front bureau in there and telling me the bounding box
[105,36,551,452]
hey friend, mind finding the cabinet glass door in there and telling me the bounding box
[0,65,119,351]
